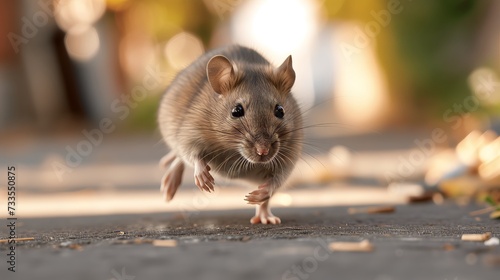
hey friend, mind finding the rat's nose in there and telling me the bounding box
[255,144,269,156]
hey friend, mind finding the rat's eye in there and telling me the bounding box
[274,104,285,119]
[231,104,245,118]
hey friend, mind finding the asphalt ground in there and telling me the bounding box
[1,203,499,280]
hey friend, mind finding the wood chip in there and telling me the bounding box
[461,232,492,242]
[152,239,177,247]
[329,240,373,252]
[68,244,83,250]
[0,237,35,244]
[442,243,455,251]
[348,206,395,214]
[408,192,435,203]
[112,238,155,245]
[241,236,251,242]
[469,206,495,216]
[134,238,154,244]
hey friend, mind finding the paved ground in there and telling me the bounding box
[1,203,499,280]
[1,130,499,279]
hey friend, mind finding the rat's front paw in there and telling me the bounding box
[194,160,215,192]
[244,185,270,204]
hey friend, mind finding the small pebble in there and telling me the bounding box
[484,237,499,246]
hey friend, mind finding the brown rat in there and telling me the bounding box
[158,45,303,224]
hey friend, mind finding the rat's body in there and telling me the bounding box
[158,45,303,224]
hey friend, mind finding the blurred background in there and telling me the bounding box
[1,0,499,218]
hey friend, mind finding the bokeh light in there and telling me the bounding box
[164,32,204,70]
[231,0,322,109]
[119,34,156,80]
[54,0,106,32]
[468,67,500,106]
[331,23,390,128]
[64,25,100,61]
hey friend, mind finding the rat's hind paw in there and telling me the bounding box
[160,158,185,201]
[250,202,281,224]
[244,184,270,205]
[250,214,281,225]
[194,160,215,193]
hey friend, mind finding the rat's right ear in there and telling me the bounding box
[207,55,235,95]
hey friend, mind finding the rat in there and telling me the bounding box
[158,45,303,224]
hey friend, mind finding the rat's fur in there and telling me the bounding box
[158,45,303,224]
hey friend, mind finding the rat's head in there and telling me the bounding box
[206,54,303,165]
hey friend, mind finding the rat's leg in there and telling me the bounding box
[159,150,176,169]
[194,159,215,192]
[250,200,281,225]
[245,182,281,224]
[160,157,185,201]
[244,183,271,204]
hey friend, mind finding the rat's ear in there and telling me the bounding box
[207,55,235,95]
[274,55,296,94]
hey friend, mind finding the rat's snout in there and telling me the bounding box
[243,133,278,163]
[255,143,270,156]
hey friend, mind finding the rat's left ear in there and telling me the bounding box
[274,55,296,94]
[207,55,236,95]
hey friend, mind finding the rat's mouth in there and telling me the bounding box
[241,141,279,164]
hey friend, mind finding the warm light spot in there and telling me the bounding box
[233,0,318,56]
[456,130,496,166]
[468,67,500,106]
[64,25,100,61]
[479,138,500,164]
[106,0,131,11]
[478,157,500,181]
[164,32,204,70]
[231,0,321,109]
[55,0,106,32]
[424,149,461,186]
[273,193,293,206]
[331,22,389,128]
[456,130,481,166]
[329,145,352,168]
[119,34,156,80]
